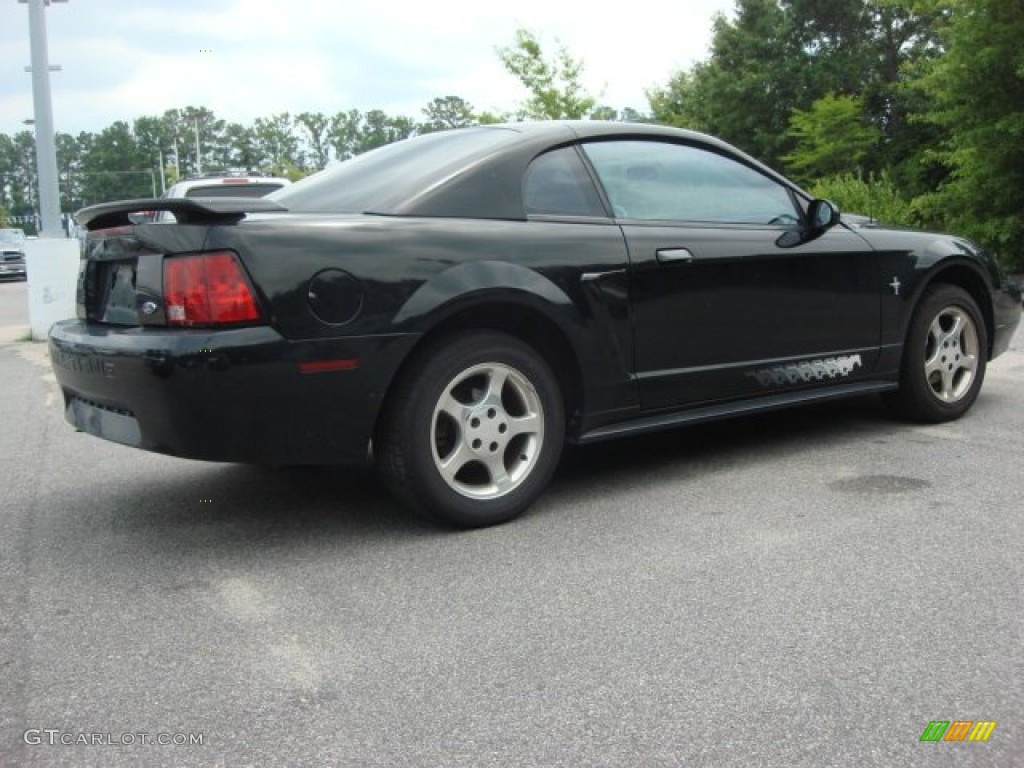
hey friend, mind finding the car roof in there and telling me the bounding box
[270,121,799,221]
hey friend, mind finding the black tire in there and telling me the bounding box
[886,284,988,423]
[376,330,565,528]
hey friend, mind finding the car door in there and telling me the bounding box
[581,139,881,411]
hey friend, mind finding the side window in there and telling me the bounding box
[524,147,606,217]
[581,140,798,225]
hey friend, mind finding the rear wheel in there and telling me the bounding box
[377,331,564,528]
[886,284,988,422]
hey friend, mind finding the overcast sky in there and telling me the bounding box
[0,0,734,137]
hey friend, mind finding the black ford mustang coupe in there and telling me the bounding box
[50,121,1021,527]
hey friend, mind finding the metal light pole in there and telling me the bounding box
[21,0,67,238]
[194,117,202,176]
[156,153,166,194]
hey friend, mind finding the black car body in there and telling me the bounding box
[50,122,1022,526]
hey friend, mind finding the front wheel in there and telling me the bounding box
[886,284,988,423]
[377,331,565,528]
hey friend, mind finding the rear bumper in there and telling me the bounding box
[49,320,418,465]
[0,264,26,278]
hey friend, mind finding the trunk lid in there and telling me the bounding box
[75,197,284,326]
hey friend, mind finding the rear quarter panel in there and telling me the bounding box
[205,213,635,419]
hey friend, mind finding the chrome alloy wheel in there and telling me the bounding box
[430,363,545,499]
[924,305,979,403]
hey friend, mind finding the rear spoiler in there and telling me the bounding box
[75,197,287,231]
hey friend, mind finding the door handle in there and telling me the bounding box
[656,248,694,264]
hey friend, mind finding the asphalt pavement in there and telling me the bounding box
[0,280,29,337]
[0,293,1021,767]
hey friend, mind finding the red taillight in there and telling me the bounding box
[163,251,261,326]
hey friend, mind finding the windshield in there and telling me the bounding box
[269,127,520,214]
[0,229,26,246]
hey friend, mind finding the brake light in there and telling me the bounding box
[163,251,261,326]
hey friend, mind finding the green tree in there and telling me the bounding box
[809,170,914,224]
[0,90,505,212]
[296,111,331,170]
[648,70,705,130]
[0,133,21,218]
[355,110,416,154]
[474,110,510,125]
[784,93,880,181]
[152,108,193,177]
[171,106,224,176]
[329,109,363,160]
[132,115,172,174]
[252,113,302,176]
[656,0,806,165]
[1,130,41,232]
[588,105,619,121]
[497,28,596,120]
[648,0,944,172]
[914,0,1024,268]
[787,0,875,92]
[861,1,949,195]
[218,122,261,171]
[56,131,89,213]
[619,108,648,123]
[420,96,476,133]
[78,121,154,204]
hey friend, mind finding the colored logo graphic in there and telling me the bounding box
[920,721,996,742]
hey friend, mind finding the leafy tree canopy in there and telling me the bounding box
[914,0,1024,263]
[784,93,880,182]
[421,96,477,133]
[497,28,597,120]
[809,170,914,225]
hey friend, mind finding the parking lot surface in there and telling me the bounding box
[1,299,1021,766]
[0,280,28,335]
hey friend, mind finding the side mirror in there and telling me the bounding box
[807,198,840,232]
[776,198,841,248]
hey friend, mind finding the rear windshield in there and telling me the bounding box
[185,184,284,199]
[269,127,520,213]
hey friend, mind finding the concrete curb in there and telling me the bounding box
[0,325,32,344]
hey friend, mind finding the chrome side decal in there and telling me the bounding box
[747,354,862,387]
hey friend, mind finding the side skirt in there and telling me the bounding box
[575,381,898,444]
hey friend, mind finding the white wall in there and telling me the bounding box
[25,237,79,341]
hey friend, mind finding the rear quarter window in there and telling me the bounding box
[524,148,606,217]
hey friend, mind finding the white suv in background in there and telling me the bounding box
[0,228,27,281]
[154,172,292,222]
